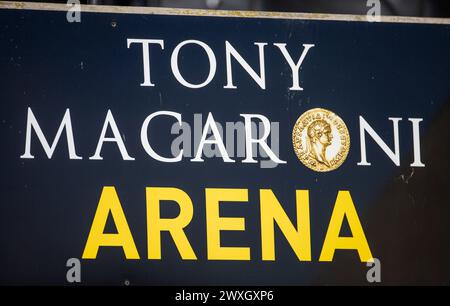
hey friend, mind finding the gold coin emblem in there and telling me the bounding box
[292,108,350,172]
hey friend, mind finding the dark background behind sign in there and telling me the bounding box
[17,0,450,18]
[0,7,449,285]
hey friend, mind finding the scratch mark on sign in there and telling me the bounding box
[399,168,415,184]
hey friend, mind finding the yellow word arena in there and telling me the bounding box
[82,187,373,262]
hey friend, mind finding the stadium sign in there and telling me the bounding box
[1,1,450,285]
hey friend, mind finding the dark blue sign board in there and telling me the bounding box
[1,2,450,286]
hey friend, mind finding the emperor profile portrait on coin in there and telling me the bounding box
[292,108,350,172]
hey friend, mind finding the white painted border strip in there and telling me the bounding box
[1,1,450,25]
